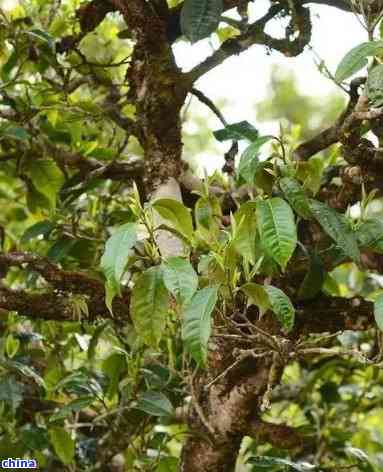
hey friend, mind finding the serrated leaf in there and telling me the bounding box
[135,391,174,417]
[181,0,223,43]
[238,136,272,184]
[100,223,137,299]
[162,256,198,305]
[130,266,170,347]
[213,120,259,142]
[49,396,94,423]
[298,252,326,301]
[5,359,46,388]
[256,197,297,270]
[233,201,257,263]
[153,198,193,241]
[357,218,383,253]
[335,41,383,82]
[182,286,218,364]
[374,294,383,331]
[240,283,270,317]
[280,177,312,219]
[49,427,75,465]
[265,285,295,332]
[309,200,360,263]
[21,220,55,244]
[28,159,64,208]
[366,64,383,107]
[248,455,315,471]
[195,196,221,229]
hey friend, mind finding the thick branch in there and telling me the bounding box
[247,417,304,450]
[0,285,74,321]
[0,252,103,296]
[294,77,366,160]
[188,4,311,82]
[45,143,143,183]
[0,252,130,322]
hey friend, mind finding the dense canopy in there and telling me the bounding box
[1,0,383,471]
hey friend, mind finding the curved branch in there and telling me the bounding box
[294,77,366,160]
[188,4,311,83]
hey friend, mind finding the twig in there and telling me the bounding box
[189,368,216,438]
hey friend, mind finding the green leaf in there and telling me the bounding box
[5,334,20,358]
[156,458,179,472]
[298,252,326,301]
[181,0,223,43]
[49,427,75,465]
[238,136,272,184]
[88,322,109,362]
[4,359,45,388]
[366,64,383,107]
[182,286,218,364]
[104,280,118,315]
[153,198,193,241]
[49,396,94,423]
[248,455,315,471]
[280,177,312,219]
[162,256,198,305]
[309,200,360,263]
[374,294,383,331]
[21,220,55,244]
[265,285,295,332]
[213,120,259,142]
[1,126,30,141]
[1,49,18,81]
[100,223,137,298]
[195,196,221,229]
[0,376,24,410]
[233,201,257,263]
[240,283,270,317]
[335,41,383,82]
[28,28,55,51]
[357,218,383,253]
[130,266,170,347]
[102,352,127,399]
[47,239,76,262]
[135,391,174,417]
[28,159,64,208]
[256,197,297,270]
[26,182,51,214]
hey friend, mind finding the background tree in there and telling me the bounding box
[1,0,383,471]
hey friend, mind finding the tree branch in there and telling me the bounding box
[247,417,305,450]
[188,4,311,82]
[44,143,144,183]
[294,77,366,160]
[0,252,130,322]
